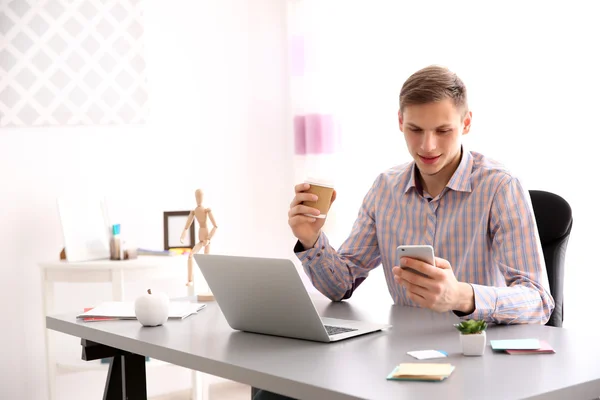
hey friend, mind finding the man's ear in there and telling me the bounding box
[398,110,404,132]
[462,111,472,135]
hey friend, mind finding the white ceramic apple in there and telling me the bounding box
[134,289,169,327]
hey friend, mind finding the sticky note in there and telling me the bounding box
[387,363,455,382]
[490,339,541,350]
[407,350,448,360]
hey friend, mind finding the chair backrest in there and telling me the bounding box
[529,190,573,327]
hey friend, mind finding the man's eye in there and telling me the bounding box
[438,129,451,134]
[410,128,422,133]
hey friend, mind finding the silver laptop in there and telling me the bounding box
[194,254,390,342]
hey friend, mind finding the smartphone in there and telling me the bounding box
[396,245,435,278]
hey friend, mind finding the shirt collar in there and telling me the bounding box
[446,146,473,193]
[403,163,420,195]
[403,146,473,195]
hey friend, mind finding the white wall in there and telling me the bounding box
[0,0,294,399]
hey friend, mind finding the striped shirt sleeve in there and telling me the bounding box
[469,176,555,324]
[295,176,383,301]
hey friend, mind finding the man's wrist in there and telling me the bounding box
[299,237,318,250]
[455,282,476,314]
[299,232,320,250]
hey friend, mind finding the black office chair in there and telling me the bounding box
[529,190,573,328]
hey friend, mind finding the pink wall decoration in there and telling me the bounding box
[294,114,307,154]
[294,113,340,155]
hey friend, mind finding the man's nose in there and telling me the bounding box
[420,132,437,152]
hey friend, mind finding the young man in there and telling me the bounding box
[253,65,554,400]
[288,65,554,325]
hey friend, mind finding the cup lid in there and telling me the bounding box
[304,177,334,188]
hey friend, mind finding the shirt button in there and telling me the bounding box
[316,253,321,257]
[307,256,312,260]
[321,246,325,250]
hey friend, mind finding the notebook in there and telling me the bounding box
[80,308,119,322]
[77,301,206,320]
[386,363,455,382]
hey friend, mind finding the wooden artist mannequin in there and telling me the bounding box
[181,189,218,300]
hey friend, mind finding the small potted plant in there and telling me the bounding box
[454,319,488,356]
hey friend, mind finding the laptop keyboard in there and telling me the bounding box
[324,325,358,336]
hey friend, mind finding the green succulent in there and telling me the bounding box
[454,319,488,334]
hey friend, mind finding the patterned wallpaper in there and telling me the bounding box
[0,0,148,127]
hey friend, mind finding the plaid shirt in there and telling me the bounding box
[295,148,554,324]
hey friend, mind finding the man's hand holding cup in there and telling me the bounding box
[288,178,336,250]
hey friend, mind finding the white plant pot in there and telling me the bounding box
[460,331,486,356]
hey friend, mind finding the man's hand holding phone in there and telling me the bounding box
[392,247,475,314]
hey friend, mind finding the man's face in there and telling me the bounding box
[398,99,471,178]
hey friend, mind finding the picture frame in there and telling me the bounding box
[163,211,195,250]
[57,196,112,262]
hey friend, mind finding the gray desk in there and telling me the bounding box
[47,295,600,400]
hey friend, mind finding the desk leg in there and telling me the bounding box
[103,354,147,400]
[191,371,201,400]
[42,272,56,400]
[188,283,202,400]
[104,355,122,400]
[111,269,124,301]
[82,340,147,400]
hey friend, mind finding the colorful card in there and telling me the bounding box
[490,338,541,351]
[505,340,555,355]
[407,350,448,360]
